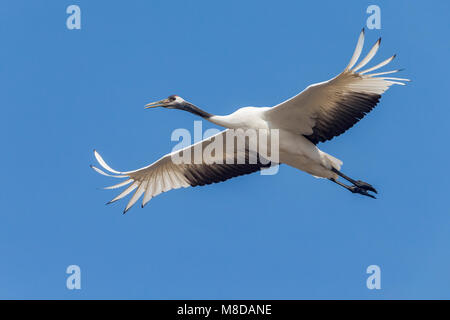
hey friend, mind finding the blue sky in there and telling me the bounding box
[1,0,449,299]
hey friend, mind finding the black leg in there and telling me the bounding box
[329,178,352,190]
[331,168,377,194]
[328,178,377,199]
[331,168,356,184]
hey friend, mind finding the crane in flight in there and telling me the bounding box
[91,29,409,213]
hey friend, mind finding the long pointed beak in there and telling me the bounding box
[145,99,168,109]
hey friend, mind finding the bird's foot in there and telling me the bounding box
[348,186,377,199]
[353,180,378,194]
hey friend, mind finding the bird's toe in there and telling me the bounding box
[355,180,378,194]
[349,186,376,199]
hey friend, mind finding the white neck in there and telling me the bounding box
[207,115,237,128]
[207,107,270,129]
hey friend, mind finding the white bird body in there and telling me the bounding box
[277,130,342,179]
[92,29,409,212]
[214,108,340,179]
[209,107,271,130]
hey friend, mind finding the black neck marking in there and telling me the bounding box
[179,102,213,119]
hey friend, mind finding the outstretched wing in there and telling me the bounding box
[91,129,272,213]
[265,29,409,144]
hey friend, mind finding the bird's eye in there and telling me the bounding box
[168,96,176,102]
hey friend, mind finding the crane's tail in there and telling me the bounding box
[323,153,343,171]
[310,151,343,180]
[322,152,343,180]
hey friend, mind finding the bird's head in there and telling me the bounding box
[145,94,186,110]
[145,95,212,118]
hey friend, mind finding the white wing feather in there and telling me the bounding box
[92,130,272,213]
[265,29,409,144]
